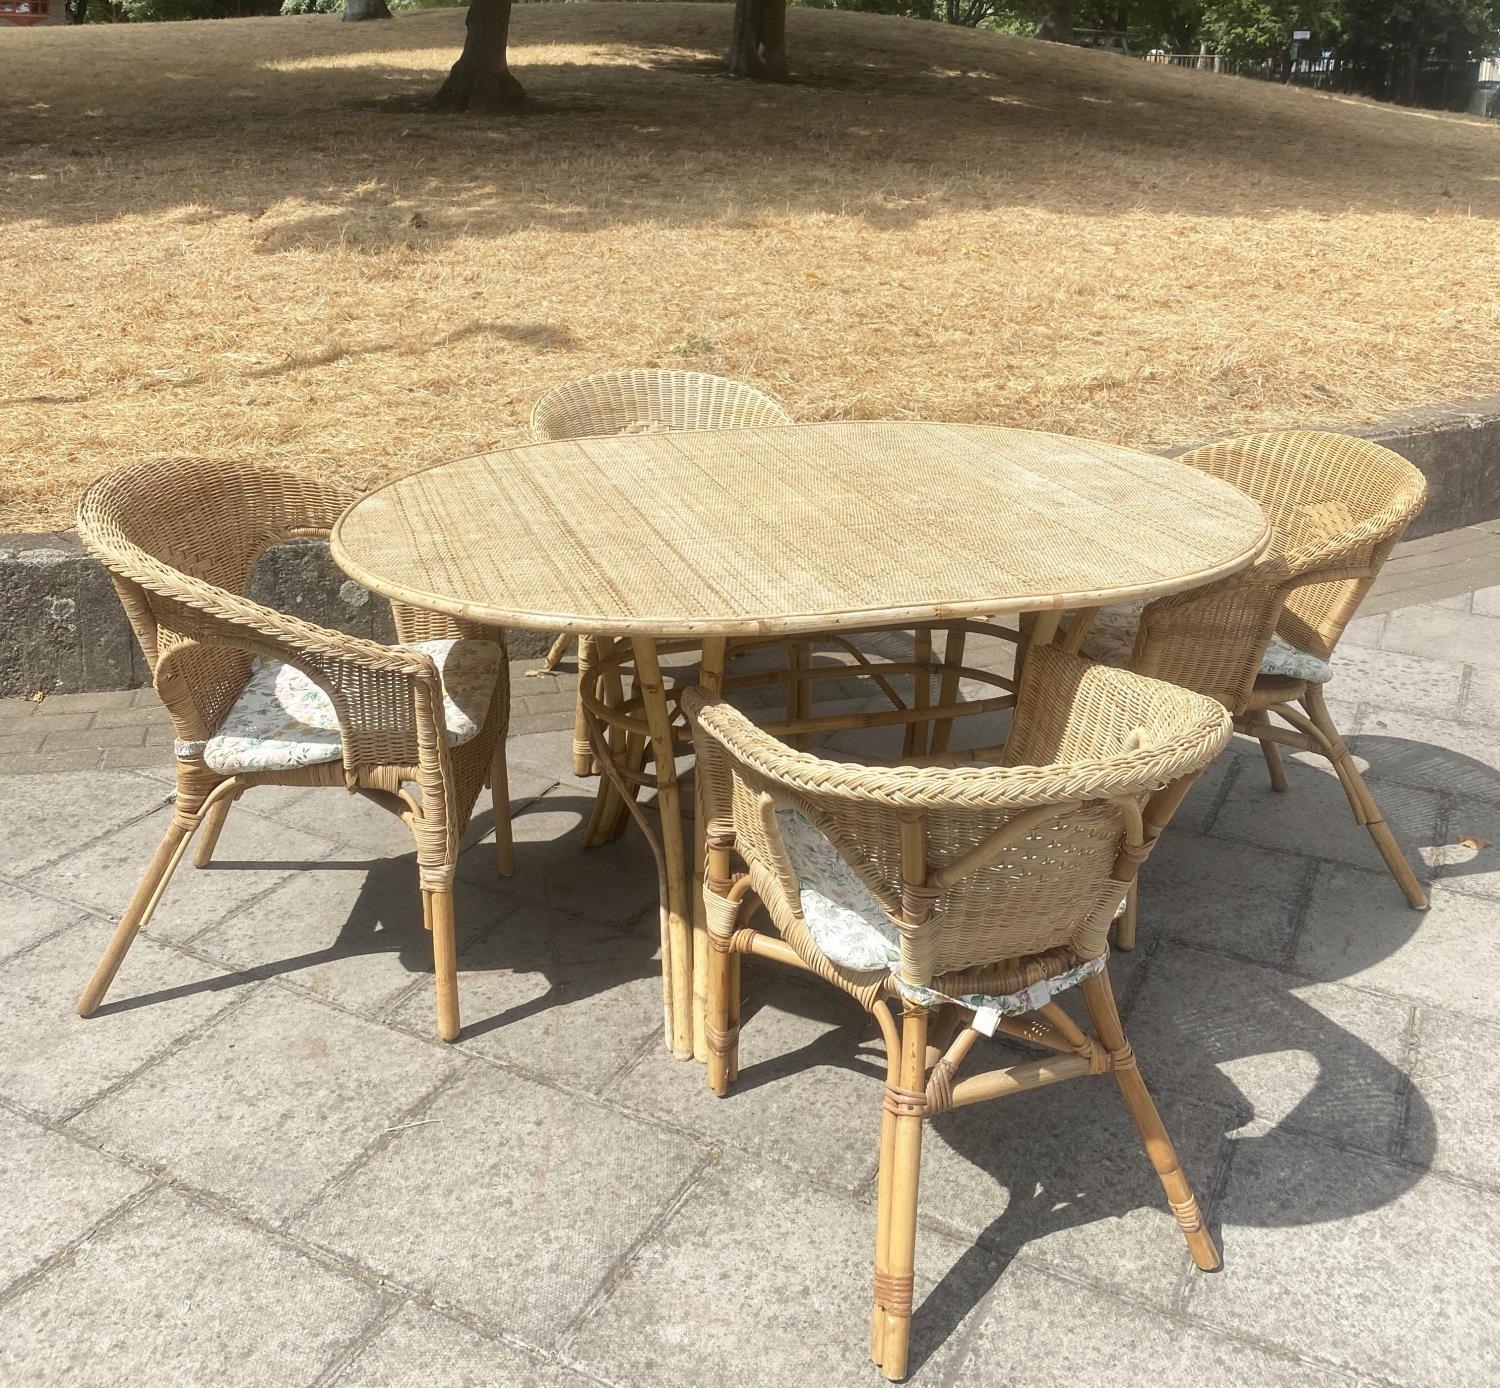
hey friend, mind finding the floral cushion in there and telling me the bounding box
[1078,599,1332,684]
[773,808,1106,1016]
[199,638,502,775]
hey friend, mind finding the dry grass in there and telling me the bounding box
[2,4,1498,532]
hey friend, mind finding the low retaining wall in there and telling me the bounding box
[4,394,1498,697]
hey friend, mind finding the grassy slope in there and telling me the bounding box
[1,4,1497,529]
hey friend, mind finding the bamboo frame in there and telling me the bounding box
[329,421,1270,1063]
[686,648,1232,1378]
[74,457,514,1044]
[1076,430,1431,931]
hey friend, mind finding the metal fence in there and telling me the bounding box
[1146,48,1498,116]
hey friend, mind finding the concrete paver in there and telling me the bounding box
[0,570,1497,1387]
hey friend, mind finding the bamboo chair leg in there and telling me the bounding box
[425,887,461,1042]
[876,1005,928,1382]
[76,819,194,1016]
[1081,973,1219,1272]
[871,1086,899,1362]
[571,634,597,779]
[927,627,966,757]
[543,630,574,673]
[706,934,736,1096]
[1115,879,1138,952]
[1249,710,1288,792]
[1305,686,1427,909]
[727,953,741,1084]
[491,737,515,878]
[191,796,234,868]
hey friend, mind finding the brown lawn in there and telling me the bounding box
[2,3,1498,531]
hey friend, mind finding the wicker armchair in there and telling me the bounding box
[685,647,1232,1380]
[529,367,791,443]
[529,369,795,773]
[1079,431,1429,937]
[73,458,514,1042]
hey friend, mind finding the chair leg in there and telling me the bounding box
[1115,879,1138,952]
[490,737,515,878]
[571,634,597,779]
[875,1005,928,1382]
[1249,710,1288,792]
[191,795,234,868]
[76,819,194,1016]
[706,934,738,1096]
[543,630,574,673]
[425,887,461,1042]
[1081,973,1219,1272]
[1305,685,1427,909]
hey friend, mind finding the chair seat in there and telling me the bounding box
[1079,599,1333,684]
[775,809,1106,1014]
[198,638,503,775]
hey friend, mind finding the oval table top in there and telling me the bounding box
[331,421,1270,638]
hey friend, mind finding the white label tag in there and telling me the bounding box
[972,1005,1001,1037]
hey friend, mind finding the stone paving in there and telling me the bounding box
[1,577,1499,1386]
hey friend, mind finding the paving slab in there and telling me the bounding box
[564,1153,980,1387]
[191,863,504,1023]
[74,988,458,1224]
[331,1303,593,1388]
[917,1078,1225,1311]
[298,1064,705,1346]
[949,1260,1355,1387]
[1461,664,1500,722]
[0,919,261,1119]
[0,770,169,879]
[1188,1126,1500,1388]
[1352,705,1500,805]
[1207,754,1440,880]
[1124,945,1411,1154]
[457,785,660,927]
[26,800,341,945]
[1295,870,1500,1025]
[1403,1006,1500,1188]
[398,899,665,1094]
[0,1188,385,1388]
[0,880,85,965]
[1134,832,1307,966]
[1426,794,1500,902]
[1379,603,1500,671]
[1322,641,1467,718]
[0,1105,151,1294]
[613,969,887,1193]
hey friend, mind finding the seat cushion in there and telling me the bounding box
[1078,599,1332,685]
[773,808,1106,1015]
[200,638,503,776]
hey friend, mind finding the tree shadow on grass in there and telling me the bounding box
[7,4,1498,241]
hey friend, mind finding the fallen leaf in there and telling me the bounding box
[1457,835,1492,851]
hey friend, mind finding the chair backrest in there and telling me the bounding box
[1176,431,1427,661]
[529,369,791,442]
[75,458,447,772]
[686,648,1230,991]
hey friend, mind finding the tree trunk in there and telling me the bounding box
[727,0,788,81]
[344,0,392,19]
[432,0,525,113]
[1033,0,1072,43]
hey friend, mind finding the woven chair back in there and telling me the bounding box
[1178,431,1427,661]
[76,458,470,784]
[529,369,790,441]
[686,648,1230,989]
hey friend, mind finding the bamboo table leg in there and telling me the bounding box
[691,637,728,1063]
[632,637,696,1060]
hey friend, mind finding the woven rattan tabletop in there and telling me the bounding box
[331,422,1270,638]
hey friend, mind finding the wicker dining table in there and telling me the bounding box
[330,420,1270,1062]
